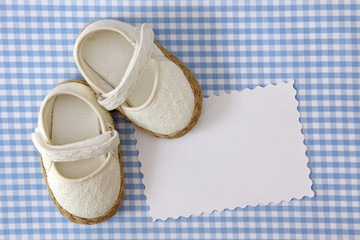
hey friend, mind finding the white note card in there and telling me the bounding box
[134,81,314,221]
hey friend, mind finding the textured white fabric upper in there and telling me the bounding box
[32,82,121,219]
[74,19,195,135]
[47,150,121,219]
[120,61,194,135]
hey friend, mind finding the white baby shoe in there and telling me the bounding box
[31,80,124,224]
[74,19,202,138]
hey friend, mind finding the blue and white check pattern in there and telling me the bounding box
[1,0,359,239]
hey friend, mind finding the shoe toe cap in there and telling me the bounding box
[47,156,121,219]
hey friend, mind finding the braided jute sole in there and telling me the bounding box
[117,41,203,139]
[39,79,125,225]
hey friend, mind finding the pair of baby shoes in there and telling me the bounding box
[31,19,202,224]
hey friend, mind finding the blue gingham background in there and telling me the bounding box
[1,0,359,239]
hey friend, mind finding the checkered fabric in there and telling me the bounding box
[0,0,359,239]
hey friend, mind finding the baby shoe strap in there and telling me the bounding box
[98,24,154,110]
[31,128,120,162]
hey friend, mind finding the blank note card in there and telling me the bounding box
[135,81,314,220]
